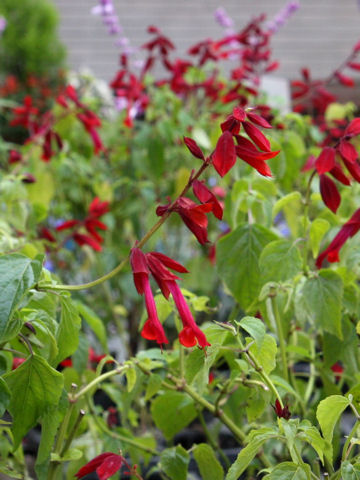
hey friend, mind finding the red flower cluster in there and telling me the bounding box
[75,452,133,480]
[56,197,109,251]
[156,107,277,245]
[57,85,104,154]
[316,208,360,268]
[292,40,360,122]
[304,118,360,213]
[130,248,210,349]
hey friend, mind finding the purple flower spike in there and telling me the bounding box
[266,0,300,34]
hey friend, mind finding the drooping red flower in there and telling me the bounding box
[75,452,125,480]
[273,399,291,420]
[319,174,341,213]
[130,249,210,349]
[8,150,22,164]
[145,252,210,349]
[316,208,360,268]
[130,248,169,345]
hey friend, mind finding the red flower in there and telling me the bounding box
[130,248,169,345]
[75,452,125,480]
[273,399,291,420]
[156,197,213,245]
[8,150,22,164]
[56,197,109,252]
[193,180,223,220]
[130,248,210,349]
[212,131,237,177]
[331,362,344,382]
[316,208,360,268]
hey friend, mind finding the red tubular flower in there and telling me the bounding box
[130,248,168,345]
[273,399,291,420]
[75,452,125,480]
[316,208,360,268]
[167,281,210,348]
[192,180,223,220]
[156,197,213,245]
[183,137,205,161]
[131,250,210,349]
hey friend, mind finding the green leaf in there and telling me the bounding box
[239,316,266,348]
[145,374,163,401]
[298,421,326,465]
[0,254,42,342]
[295,270,343,338]
[185,345,219,393]
[217,224,277,308]
[4,354,64,448]
[341,461,360,480]
[51,448,83,462]
[125,367,137,392]
[316,395,349,462]
[75,301,107,351]
[225,428,278,480]
[193,443,224,480]
[35,391,68,480]
[151,391,197,440]
[263,462,311,479]
[249,334,277,374]
[259,240,302,285]
[160,446,189,480]
[54,296,81,365]
[310,218,330,257]
[272,192,301,219]
[0,377,11,417]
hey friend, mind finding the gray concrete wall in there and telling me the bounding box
[53,0,360,83]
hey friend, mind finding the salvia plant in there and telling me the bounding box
[1,3,360,480]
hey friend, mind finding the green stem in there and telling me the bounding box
[266,296,289,383]
[60,409,85,457]
[39,161,210,292]
[179,344,185,380]
[87,397,159,456]
[197,408,230,468]
[342,419,360,462]
[73,365,129,401]
[237,336,283,408]
[47,386,77,480]
[302,170,316,273]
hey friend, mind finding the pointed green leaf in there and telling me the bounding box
[0,254,43,342]
[310,218,330,257]
[4,354,64,448]
[0,377,10,417]
[259,240,302,285]
[151,392,197,440]
[249,334,277,374]
[341,461,360,480]
[160,446,189,480]
[75,301,107,351]
[217,224,277,308]
[316,395,349,462]
[295,270,343,338]
[193,443,224,480]
[239,316,266,348]
[225,428,278,480]
[55,296,81,365]
[263,462,311,480]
